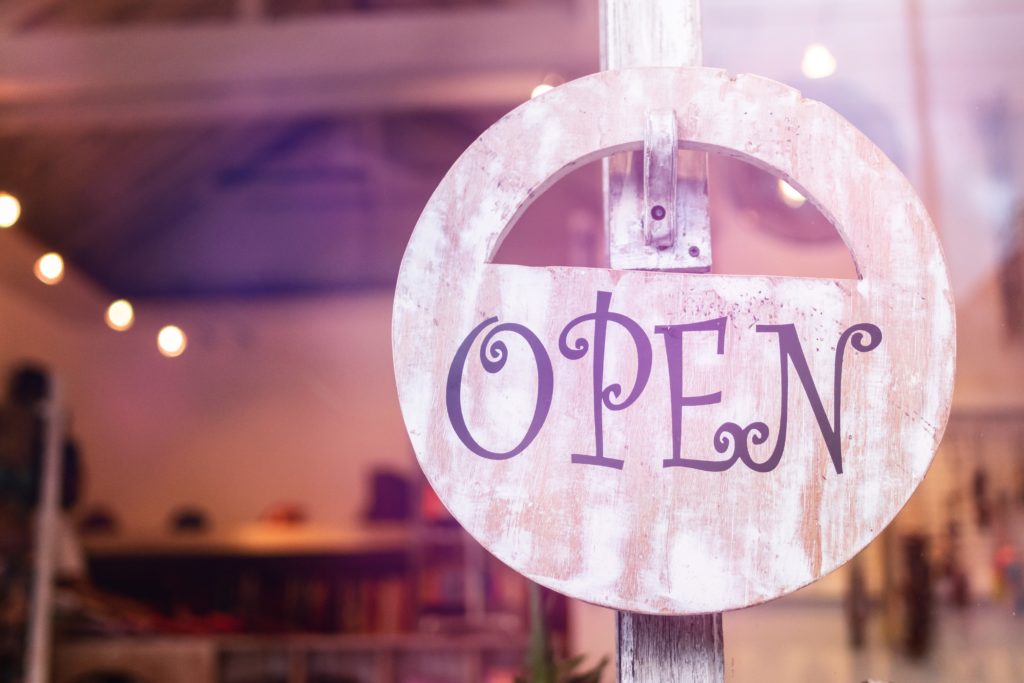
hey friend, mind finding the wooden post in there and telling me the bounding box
[617,612,724,683]
[602,0,711,273]
[601,1,724,681]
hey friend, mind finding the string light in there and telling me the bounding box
[0,192,21,229]
[4,196,148,345]
[801,43,837,80]
[33,252,64,285]
[157,325,187,358]
[530,73,564,99]
[105,299,135,332]
[530,83,554,99]
[777,179,807,208]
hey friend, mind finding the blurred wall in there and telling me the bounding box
[0,229,415,533]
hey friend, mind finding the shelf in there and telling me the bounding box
[56,633,532,683]
[63,478,565,683]
[82,522,414,557]
[60,631,530,652]
[217,631,530,652]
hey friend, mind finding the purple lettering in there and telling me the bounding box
[446,317,554,460]
[714,322,882,473]
[444,300,882,476]
[559,291,652,469]
[655,317,729,470]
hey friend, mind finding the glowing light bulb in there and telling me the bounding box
[530,73,563,100]
[777,179,807,208]
[34,252,64,285]
[105,299,135,332]
[0,193,20,228]
[531,83,554,99]
[801,43,836,80]
[157,325,187,357]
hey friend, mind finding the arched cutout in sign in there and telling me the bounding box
[392,67,955,614]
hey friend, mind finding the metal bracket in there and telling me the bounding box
[643,108,678,249]
[607,113,712,273]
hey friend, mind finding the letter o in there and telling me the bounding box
[445,318,554,460]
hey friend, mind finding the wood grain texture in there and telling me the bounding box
[391,67,956,614]
[617,612,723,682]
[601,0,702,69]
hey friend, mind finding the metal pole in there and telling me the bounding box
[24,374,63,683]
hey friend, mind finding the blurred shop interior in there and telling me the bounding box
[0,0,1022,681]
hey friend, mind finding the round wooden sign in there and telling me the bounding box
[392,67,955,614]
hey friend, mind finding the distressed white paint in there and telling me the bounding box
[391,68,956,614]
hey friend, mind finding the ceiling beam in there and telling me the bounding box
[0,2,599,130]
[0,0,65,29]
